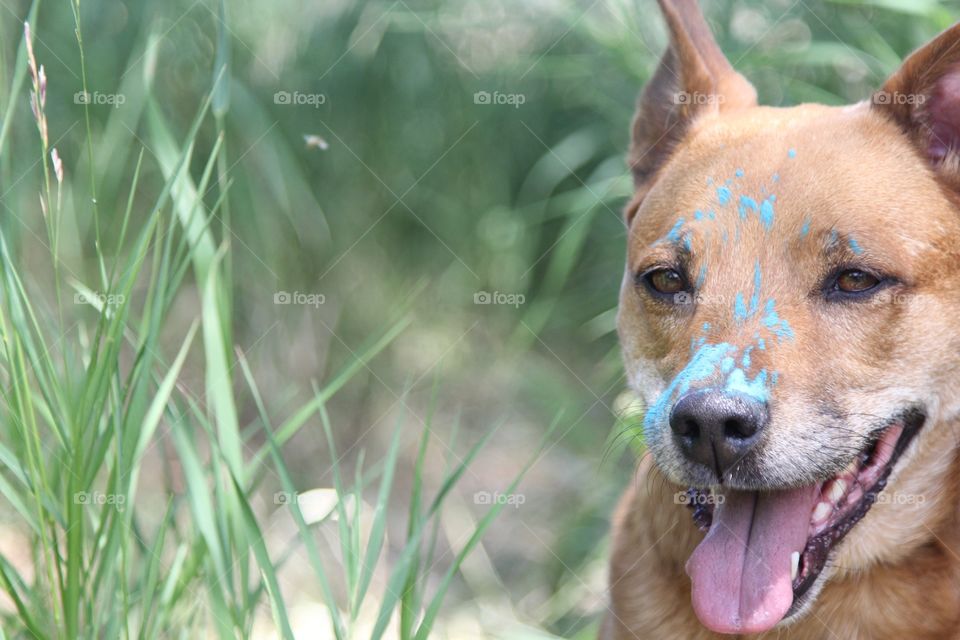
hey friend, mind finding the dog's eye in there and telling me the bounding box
[835,269,880,293]
[643,268,687,295]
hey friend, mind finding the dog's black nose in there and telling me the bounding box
[669,390,768,479]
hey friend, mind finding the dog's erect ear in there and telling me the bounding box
[627,0,756,222]
[873,23,960,183]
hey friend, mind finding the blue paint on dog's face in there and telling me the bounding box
[760,196,775,230]
[762,299,795,341]
[725,368,769,403]
[637,154,809,437]
[644,342,735,436]
[849,237,864,254]
[717,185,732,206]
[788,148,797,158]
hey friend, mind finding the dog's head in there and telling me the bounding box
[619,0,960,634]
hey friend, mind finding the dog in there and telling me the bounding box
[603,1,960,638]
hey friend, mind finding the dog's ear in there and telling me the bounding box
[873,23,960,186]
[627,0,756,223]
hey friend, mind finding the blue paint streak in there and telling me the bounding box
[849,237,864,255]
[733,262,762,323]
[695,209,705,221]
[741,346,753,369]
[740,195,759,213]
[721,357,735,374]
[665,218,685,243]
[717,186,732,206]
[758,338,766,350]
[696,265,707,289]
[702,322,711,332]
[800,218,811,238]
[788,148,797,158]
[683,235,693,251]
[726,368,769,403]
[749,260,762,317]
[760,196,775,230]
[735,168,744,177]
[734,293,748,322]
[763,299,795,341]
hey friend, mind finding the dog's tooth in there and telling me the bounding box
[844,458,860,476]
[827,479,847,503]
[791,551,800,581]
[811,501,832,524]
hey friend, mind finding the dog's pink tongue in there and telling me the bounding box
[686,486,817,635]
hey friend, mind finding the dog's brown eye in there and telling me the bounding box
[645,268,686,295]
[835,269,880,293]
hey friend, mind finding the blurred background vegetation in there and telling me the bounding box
[0,0,957,637]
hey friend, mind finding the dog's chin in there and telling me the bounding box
[676,408,926,635]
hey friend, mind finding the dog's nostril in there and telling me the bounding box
[678,418,700,439]
[723,418,752,440]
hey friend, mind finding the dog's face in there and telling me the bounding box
[618,1,960,635]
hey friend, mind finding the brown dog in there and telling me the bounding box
[604,2,960,638]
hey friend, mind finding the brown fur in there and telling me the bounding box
[605,2,960,637]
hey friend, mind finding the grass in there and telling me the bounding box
[0,0,955,638]
[0,6,556,639]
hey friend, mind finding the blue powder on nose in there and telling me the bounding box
[644,342,735,436]
[725,368,769,403]
[721,357,735,374]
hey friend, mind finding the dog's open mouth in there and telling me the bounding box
[682,410,924,635]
